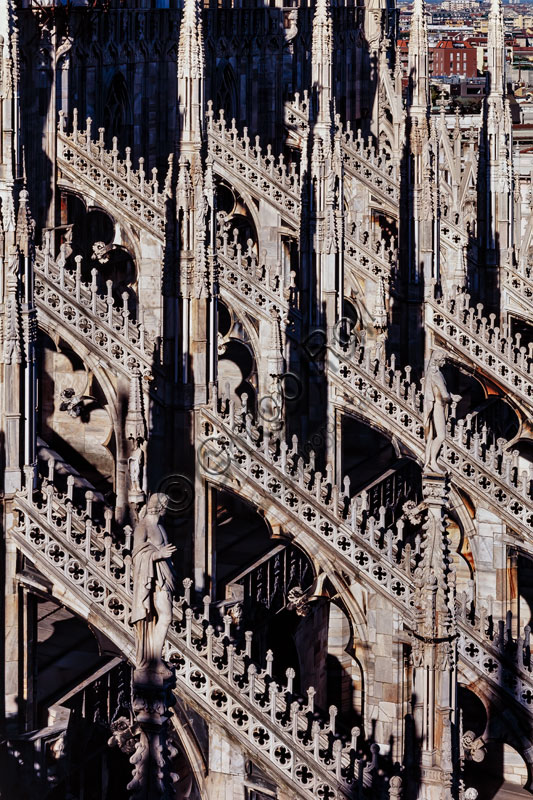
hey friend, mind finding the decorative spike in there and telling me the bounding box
[223,614,232,638]
[185,608,193,646]
[206,625,214,664]
[244,631,253,658]
[265,649,273,677]
[285,667,295,694]
[182,577,193,605]
[203,595,211,621]
[329,704,337,735]
[270,683,278,721]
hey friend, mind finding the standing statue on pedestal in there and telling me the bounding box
[423,352,460,473]
[130,493,177,681]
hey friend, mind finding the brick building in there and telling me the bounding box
[433,39,478,76]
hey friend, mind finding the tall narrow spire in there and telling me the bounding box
[408,0,429,114]
[0,0,20,187]
[487,0,505,97]
[311,0,333,131]
[177,0,205,154]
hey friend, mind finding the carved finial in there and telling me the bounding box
[15,188,33,257]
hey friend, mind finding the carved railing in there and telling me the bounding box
[344,227,395,282]
[503,263,533,313]
[284,92,310,140]
[457,602,533,718]
[284,100,399,217]
[10,474,396,800]
[14,455,531,792]
[427,292,533,411]
[217,227,294,321]
[339,124,399,209]
[57,111,166,241]
[34,248,156,376]
[441,217,467,250]
[329,343,533,538]
[199,401,417,616]
[207,104,301,228]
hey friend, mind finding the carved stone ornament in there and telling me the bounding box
[108,716,138,756]
[462,731,486,763]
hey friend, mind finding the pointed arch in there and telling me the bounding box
[103,72,132,150]
[215,61,238,120]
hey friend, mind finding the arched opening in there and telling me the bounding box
[214,489,273,593]
[441,363,520,444]
[217,300,258,412]
[215,181,259,251]
[515,439,533,474]
[466,739,531,798]
[326,602,363,729]
[55,192,138,319]
[37,330,116,500]
[341,416,422,522]
[213,491,319,696]
[460,686,532,798]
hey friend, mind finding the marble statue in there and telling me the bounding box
[130,493,177,679]
[128,437,146,496]
[423,351,460,473]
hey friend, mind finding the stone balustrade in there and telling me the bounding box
[339,122,399,207]
[284,92,310,138]
[11,460,521,795]
[503,263,533,309]
[441,219,467,249]
[329,343,533,538]
[217,227,295,321]
[200,400,417,615]
[10,471,398,800]
[428,291,533,410]
[34,247,155,377]
[57,111,166,241]
[344,226,395,282]
[457,601,533,717]
[207,103,301,228]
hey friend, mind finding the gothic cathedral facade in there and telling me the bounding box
[1,0,532,797]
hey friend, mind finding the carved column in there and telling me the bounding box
[411,473,459,800]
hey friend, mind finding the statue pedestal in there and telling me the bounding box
[133,663,174,689]
[127,668,177,799]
